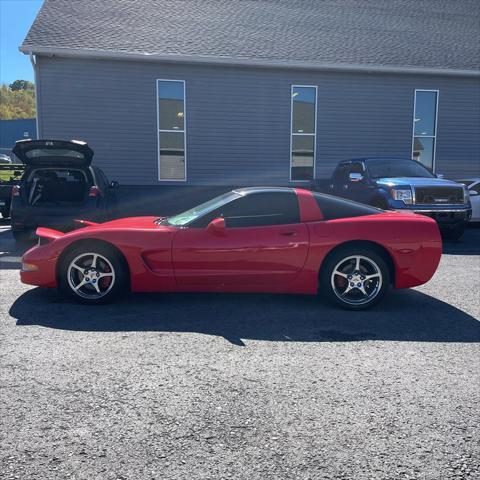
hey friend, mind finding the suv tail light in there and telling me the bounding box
[12,185,20,197]
[88,186,101,197]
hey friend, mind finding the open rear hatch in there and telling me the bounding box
[13,139,93,167]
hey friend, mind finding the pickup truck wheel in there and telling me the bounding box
[372,197,389,210]
[442,224,466,241]
[320,247,390,310]
[59,245,128,305]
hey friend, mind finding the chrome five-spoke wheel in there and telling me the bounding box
[331,255,383,306]
[321,247,390,310]
[67,252,116,300]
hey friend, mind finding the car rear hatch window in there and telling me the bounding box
[13,139,93,167]
[24,168,92,207]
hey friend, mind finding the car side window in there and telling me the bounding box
[348,163,364,175]
[470,183,480,195]
[191,191,300,228]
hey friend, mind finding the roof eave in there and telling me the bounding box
[20,45,480,78]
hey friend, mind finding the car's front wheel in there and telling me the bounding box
[59,244,128,304]
[320,247,390,310]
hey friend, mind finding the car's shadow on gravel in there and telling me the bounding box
[10,288,480,345]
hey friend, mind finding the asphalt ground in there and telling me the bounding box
[1,220,479,480]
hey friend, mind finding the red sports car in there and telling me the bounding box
[20,187,442,309]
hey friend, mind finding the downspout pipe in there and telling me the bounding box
[29,52,40,139]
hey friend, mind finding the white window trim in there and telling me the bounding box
[411,89,439,172]
[290,84,317,182]
[156,79,187,181]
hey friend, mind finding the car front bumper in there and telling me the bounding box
[409,207,472,226]
[20,243,59,288]
[389,199,472,227]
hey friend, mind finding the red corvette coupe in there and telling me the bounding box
[20,187,442,309]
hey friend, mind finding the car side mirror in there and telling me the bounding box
[207,217,226,235]
[349,173,364,183]
[110,180,119,189]
[469,189,479,197]
[436,173,445,179]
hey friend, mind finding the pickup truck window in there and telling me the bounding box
[366,159,435,179]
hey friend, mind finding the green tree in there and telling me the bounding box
[0,81,36,119]
[9,80,35,92]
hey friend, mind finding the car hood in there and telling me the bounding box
[13,139,93,167]
[88,216,162,229]
[35,216,171,245]
[375,177,464,188]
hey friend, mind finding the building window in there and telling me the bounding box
[412,90,438,171]
[290,85,317,181]
[157,79,186,180]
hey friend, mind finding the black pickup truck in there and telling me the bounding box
[313,157,472,240]
[0,163,24,218]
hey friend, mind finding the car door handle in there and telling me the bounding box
[280,231,298,237]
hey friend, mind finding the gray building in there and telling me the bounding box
[21,0,480,191]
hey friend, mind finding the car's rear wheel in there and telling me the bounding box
[59,244,128,304]
[320,247,390,310]
[372,197,389,210]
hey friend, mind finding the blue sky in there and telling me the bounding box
[0,0,43,85]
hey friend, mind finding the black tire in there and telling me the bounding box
[320,246,390,310]
[442,224,465,241]
[12,228,32,243]
[58,243,128,305]
[372,197,389,210]
[0,199,11,219]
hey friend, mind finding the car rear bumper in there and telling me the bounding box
[0,185,13,210]
[12,207,102,232]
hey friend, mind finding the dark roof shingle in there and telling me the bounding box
[21,0,480,72]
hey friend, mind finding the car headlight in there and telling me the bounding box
[463,186,470,203]
[21,262,39,272]
[391,188,413,205]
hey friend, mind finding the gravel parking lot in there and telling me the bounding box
[1,221,479,480]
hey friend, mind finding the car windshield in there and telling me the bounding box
[366,159,435,179]
[455,180,473,187]
[161,191,241,226]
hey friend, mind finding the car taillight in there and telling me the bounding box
[88,186,101,197]
[12,185,20,197]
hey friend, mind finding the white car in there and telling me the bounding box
[456,178,480,222]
